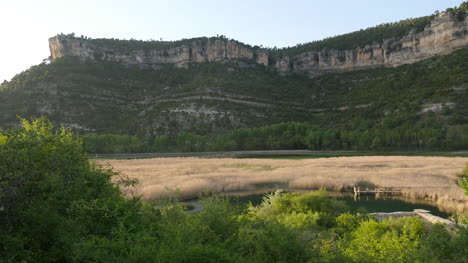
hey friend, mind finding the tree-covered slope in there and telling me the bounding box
[0,57,316,135]
[1,47,467,139]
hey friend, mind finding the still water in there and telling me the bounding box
[231,192,451,218]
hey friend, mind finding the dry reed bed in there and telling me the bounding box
[99,156,468,211]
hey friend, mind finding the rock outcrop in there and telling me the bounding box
[279,11,468,77]
[49,36,269,67]
[49,11,468,77]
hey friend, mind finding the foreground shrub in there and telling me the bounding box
[0,118,146,262]
[345,217,424,263]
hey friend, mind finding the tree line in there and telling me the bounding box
[82,122,468,153]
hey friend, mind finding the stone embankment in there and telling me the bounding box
[371,209,466,228]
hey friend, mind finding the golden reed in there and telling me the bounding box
[99,156,468,212]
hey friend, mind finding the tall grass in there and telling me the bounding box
[101,156,468,211]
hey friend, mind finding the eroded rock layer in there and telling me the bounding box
[49,11,467,77]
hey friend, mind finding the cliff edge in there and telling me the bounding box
[280,10,468,77]
[49,10,468,77]
[49,36,269,68]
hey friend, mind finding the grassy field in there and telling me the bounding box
[99,156,468,212]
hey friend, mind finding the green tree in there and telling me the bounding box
[0,117,145,262]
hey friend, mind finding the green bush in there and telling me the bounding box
[345,217,424,263]
[460,162,468,195]
[0,118,157,262]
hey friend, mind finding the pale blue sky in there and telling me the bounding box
[0,0,463,82]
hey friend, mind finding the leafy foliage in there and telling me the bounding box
[0,117,150,262]
[460,162,468,195]
[345,217,424,263]
[82,122,468,153]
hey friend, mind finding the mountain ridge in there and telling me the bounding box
[49,9,468,77]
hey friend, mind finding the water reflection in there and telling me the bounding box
[227,190,452,218]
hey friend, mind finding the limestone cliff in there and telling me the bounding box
[49,11,468,77]
[278,11,468,77]
[49,36,269,67]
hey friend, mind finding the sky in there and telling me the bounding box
[0,0,464,82]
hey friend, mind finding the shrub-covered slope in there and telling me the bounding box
[1,47,467,139]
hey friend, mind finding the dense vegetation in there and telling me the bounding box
[1,118,467,262]
[82,122,468,153]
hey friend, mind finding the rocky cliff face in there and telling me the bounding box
[49,11,468,77]
[279,11,468,77]
[49,36,269,67]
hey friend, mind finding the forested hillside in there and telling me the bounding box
[1,46,467,151]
